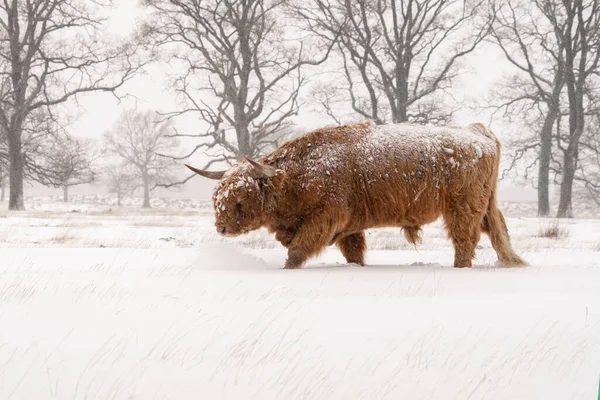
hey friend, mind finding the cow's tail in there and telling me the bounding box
[479,126,527,267]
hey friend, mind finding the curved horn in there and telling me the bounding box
[244,157,277,178]
[184,164,226,180]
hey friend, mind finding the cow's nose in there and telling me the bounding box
[217,226,226,235]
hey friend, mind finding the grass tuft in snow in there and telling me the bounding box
[51,228,76,244]
[537,220,569,239]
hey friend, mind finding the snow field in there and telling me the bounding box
[0,199,599,399]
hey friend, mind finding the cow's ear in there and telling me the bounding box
[245,157,279,179]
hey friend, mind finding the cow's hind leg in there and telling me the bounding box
[336,232,366,265]
[443,208,483,268]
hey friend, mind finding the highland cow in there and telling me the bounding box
[186,121,526,269]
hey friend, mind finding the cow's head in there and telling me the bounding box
[185,157,285,236]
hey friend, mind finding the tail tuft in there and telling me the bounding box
[403,226,423,245]
[480,124,526,267]
[482,205,527,267]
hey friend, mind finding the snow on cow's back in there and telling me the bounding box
[364,122,498,160]
[264,123,364,176]
[263,121,499,177]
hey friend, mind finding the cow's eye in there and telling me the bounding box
[235,202,242,210]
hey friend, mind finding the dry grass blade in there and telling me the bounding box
[537,220,569,239]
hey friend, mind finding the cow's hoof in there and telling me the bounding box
[494,260,528,268]
[347,262,365,267]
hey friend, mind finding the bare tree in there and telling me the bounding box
[553,0,600,217]
[490,0,600,218]
[47,136,96,202]
[0,0,143,210]
[103,110,180,208]
[489,0,567,216]
[142,0,335,186]
[296,0,492,125]
[105,163,140,207]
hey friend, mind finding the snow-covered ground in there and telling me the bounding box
[1,197,599,399]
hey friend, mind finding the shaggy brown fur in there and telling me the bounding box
[187,121,526,269]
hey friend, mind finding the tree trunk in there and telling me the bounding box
[537,145,551,217]
[7,128,25,210]
[63,186,69,202]
[0,169,5,201]
[537,108,558,217]
[236,123,252,159]
[537,71,563,217]
[558,60,584,218]
[117,189,122,207]
[556,148,576,218]
[394,65,409,123]
[142,173,151,208]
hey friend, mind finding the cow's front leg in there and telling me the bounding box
[283,249,309,269]
[283,216,334,269]
[274,228,296,247]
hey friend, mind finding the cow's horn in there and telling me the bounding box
[184,164,225,180]
[245,157,277,178]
